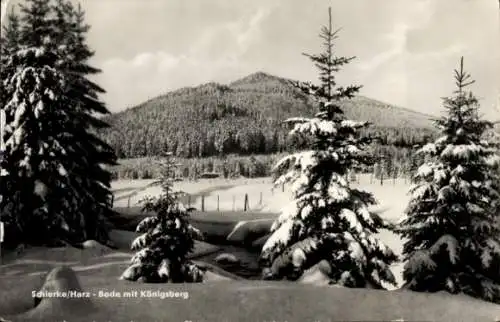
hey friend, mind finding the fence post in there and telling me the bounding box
[282,183,284,192]
[244,193,249,212]
[201,195,205,212]
[259,191,263,205]
[127,196,131,208]
[188,195,191,207]
[232,195,235,211]
[217,195,220,212]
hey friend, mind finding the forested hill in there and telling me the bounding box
[98,72,436,158]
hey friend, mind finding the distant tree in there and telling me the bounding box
[120,152,204,283]
[259,7,397,288]
[397,58,500,303]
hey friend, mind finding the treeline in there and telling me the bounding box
[102,119,436,159]
[110,154,284,180]
[110,145,424,181]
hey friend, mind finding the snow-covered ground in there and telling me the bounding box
[111,174,411,288]
[111,177,272,209]
[112,175,410,219]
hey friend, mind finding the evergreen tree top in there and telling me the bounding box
[420,57,497,164]
[436,57,492,142]
[293,7,362,120]
[2,8,21,46]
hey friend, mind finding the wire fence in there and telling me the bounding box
[111,171,411,212]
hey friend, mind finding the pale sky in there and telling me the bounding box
[2,0,500,119]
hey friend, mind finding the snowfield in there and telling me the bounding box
[111,175,409,220]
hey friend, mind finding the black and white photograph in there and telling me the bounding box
[0,0,499,321]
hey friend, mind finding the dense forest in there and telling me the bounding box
[110,145,424,181]
[98,72,438,159]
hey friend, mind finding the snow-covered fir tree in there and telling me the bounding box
[0,0,117,246]
[397,57,500,304]
[259,8,398,289]
[120,152,205,283]
[45,0,118,242]
[1,47,76,244]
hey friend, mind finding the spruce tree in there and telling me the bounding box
[120,152,205,283]
[1,47,76,244]
[398,57,500,303]
[0,0,117,245]
[259,8,397,289]
[49,0,117,241]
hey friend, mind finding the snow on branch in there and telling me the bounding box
[428,235,460,265]
[273,201,300,230]
[274,170,299,188]
[485,154,500,167]
[410,183,438,200]
[404,250,437,276]
[289,118,339,137]
[283,117,311,124]
[482,239,500,268]
[441,143,484,160]
[130,248,153,265]
[339,120,368,129]
[339,208,363,233]
[262,220,296,255]
[418,143,438,155]
[273,151,319,194]
[136,216,159,233]
[355,205,375,226]
[417,164,434,178]
[327,181,350,202]
[188,224,203,240]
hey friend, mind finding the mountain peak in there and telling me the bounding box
[230,71,286,86]
[101,71,436,159]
